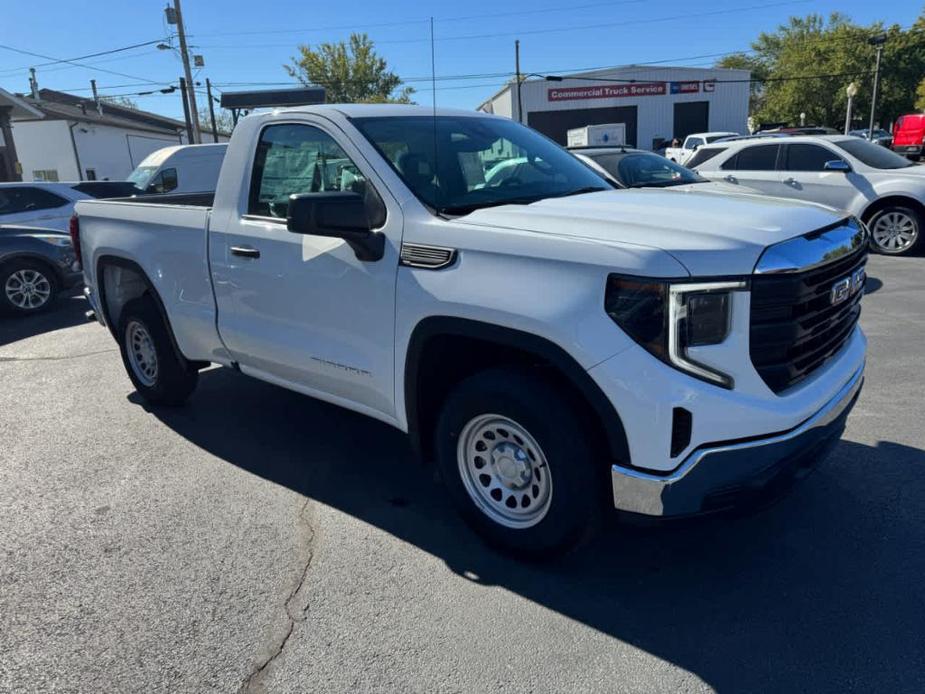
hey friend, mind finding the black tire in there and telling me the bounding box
[117,295,198,406]
[867,205,922,256]
[0,258,59,316]
[435,368,602,559]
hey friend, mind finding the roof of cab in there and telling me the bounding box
[269,103,498,119]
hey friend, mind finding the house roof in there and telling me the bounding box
[0,88,44,119]
[10,88,187,136]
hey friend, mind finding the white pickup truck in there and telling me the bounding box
[664,131,739,164]
[73,105,867,557]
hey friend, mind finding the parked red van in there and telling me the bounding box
[892,113,925,159]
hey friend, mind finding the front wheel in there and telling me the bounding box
[867,206,921,255]
[117,296,198,406]
[435,368,602,559]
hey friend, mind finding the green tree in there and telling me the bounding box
[198,108,235,136]
[916,77,925,111]
[719,11,925,128]
[285,33,414,104]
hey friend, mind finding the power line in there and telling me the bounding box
[0,43,167,84]
[0,38,171,74]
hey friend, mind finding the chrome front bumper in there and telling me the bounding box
[611,364,865,516]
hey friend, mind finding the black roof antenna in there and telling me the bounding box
[430,16,440,215]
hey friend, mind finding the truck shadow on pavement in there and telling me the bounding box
[140,366,925,693]
[0,295,87,347]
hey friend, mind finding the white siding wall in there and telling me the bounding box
[487,66,750,150]
[74,124,183,180]
[12,120,80,180]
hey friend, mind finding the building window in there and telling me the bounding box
[32,169,60,182]
[85,168,97,181]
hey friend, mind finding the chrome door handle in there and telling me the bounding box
[784,177,798,186]
[723,175,737,183]
[230,245,260,259]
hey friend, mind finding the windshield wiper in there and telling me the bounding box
[627,179,702,188]
[546,186,610,198]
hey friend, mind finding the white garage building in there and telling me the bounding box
[0,88,193,183]
[478,65,751,150]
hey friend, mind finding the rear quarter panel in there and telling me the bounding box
[75,199,223,362]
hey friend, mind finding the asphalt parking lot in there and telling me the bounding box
[1,253,924,693]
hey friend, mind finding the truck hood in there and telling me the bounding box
[457,189,844,276]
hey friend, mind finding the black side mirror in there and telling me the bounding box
[287,192,385,262]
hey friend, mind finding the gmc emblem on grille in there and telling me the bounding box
[830,265,866,306]
[830,277,851,305]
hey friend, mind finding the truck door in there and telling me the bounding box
[209,119,402,421]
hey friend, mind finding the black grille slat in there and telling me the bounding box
[750,246,866,393]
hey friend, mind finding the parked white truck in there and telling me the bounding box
[73,105,867,557]
[664,131,739,163]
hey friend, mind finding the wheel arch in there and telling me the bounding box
[404,316,631,467]
[860,194,925,224]
[0,252,65,285]
[95,255,193,368]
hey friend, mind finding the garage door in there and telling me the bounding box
[673,102,709,141]
[527,106,638,147]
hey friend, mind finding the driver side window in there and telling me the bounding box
[248,123,369,218]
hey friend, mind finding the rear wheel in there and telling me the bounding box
[0,259,58,315]
[435,368,601,559]
[867,205,921,255]
[118,296,198,405]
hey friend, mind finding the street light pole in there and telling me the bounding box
[845,82,858,135]
[173,0,201,144]
[515,40,523,125]
[867,35,886,141]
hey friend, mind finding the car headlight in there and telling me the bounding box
[605,276,746,388]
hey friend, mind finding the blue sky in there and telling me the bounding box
[1,0,920,122]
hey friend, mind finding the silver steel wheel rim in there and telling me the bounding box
[125,320,158,387]
[872,211,917,252]
[457,414,553,529]
[4,269,51,310]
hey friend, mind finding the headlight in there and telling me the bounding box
[605,276,746,388]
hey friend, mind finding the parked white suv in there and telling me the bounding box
[691,135,925,255]
[73,105,866,557]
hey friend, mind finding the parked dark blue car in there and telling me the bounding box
[0,224,82,315]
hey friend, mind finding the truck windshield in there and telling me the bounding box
[127,166,158,189]
[351,115,611,215]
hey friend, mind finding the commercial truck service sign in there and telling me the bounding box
[548,81,700,101]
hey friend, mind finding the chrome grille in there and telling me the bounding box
[750,221,867,394]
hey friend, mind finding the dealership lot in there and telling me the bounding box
[1,253,923,693]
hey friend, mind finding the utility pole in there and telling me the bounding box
[178,77,194,143]
[205,78,219,142]
[90,79,102,115]
[867,34,886,140]
[515,40,523,124]
[29,68,39,99]
[173,0,201,143]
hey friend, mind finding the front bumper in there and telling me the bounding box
[610,363,864,516]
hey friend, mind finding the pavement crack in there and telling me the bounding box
[239,499,316,694]
[0,348,117,362]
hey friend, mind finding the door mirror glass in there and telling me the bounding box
[287,192,384,262]
[823,159,851,172]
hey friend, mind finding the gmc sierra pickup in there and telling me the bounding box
[73,105,867,557]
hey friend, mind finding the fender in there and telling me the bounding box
[404,316,631,465]
[95,255,195,369]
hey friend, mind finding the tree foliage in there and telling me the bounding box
[717,12,925,129]
[198,108,235,136]
[916,77,925,111]
[285,33,414,104]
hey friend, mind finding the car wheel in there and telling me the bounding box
[867,206,922,255]
[118,295,198,406]
[0,259,59,316]
[435,368,601,559]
